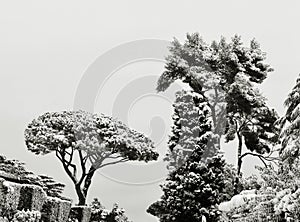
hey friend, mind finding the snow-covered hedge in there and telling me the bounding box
[41,196,71,222]
[0,178,21,212]
[18,183,47,211]
[0,178,71,222]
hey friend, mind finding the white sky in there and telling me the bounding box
[0,1,300,221]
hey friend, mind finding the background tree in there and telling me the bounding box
[278,74,300,163]
[157,33,279,178]
[24,110,158,205]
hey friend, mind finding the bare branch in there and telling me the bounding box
[56,150,77,184]
[97,158,128,169]
[239,152,279,168]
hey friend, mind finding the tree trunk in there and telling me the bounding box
[75,183,86,205]
[83,166,96,197]
[234,132,243,194]
[237,132,243,176]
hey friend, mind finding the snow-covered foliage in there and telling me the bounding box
[222,160,300,221]
[12,209,41,222]
[279,74,300,162]
[219,189,258,212]
[0,155,66,200]
[147,148,231,221]
[24,110,158,205]
[89,198,132,222]
[25,111,158,162]
[165,90,215,170]
[156,33,278,177]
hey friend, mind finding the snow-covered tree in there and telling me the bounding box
[157,33,279,178]
[165,90,215,170]
[24,110,158,205]
[279,74,300,163]
[148,101,233,221]
[147,149,228,222]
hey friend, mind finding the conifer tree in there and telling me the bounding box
[279,74,300,163]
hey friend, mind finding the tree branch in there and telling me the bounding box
[97,158,128,169]
[56,150,77,184]
[239,152,279,167]
[78,149,87,185]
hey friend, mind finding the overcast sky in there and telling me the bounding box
[1,1,300,221]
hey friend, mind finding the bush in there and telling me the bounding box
[12,210,41,222]
[89,198,131,222]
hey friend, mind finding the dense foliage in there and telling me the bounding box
[164,90,214,171]
[279,74,300,163]
[148,151,229,221]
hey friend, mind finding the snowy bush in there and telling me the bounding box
[88,198,131,222]
[12,209,41,222]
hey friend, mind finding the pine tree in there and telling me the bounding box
[25,110,158,205]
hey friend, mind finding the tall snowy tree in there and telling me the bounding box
[24,110,158,205]
[148,92,234,221]
[278,74,300,163]
[165,90,215,171]
[157,33,279,177]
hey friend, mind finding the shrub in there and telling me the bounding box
[89,198,131,222]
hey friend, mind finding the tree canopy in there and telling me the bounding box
[24,110,158,205]
[156,33,279,176]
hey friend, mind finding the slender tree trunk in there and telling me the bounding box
[237,132,243,176]
[83,166,96,197]
[234,132,243,194]
[75,183,86,205]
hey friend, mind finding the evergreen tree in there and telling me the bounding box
[165,90,215,171]
[148,99,232,221]
[147,150,228,222]
[279,74,300,163]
